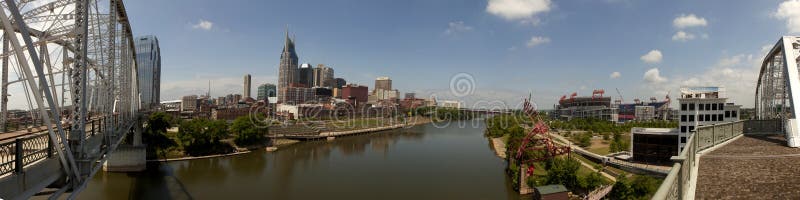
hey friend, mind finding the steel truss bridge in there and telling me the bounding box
[0,0,144,199]
[756,36,800,147]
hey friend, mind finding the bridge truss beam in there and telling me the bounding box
[0,0,141,199]
[756,36,800,147]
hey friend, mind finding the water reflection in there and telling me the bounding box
[74,122,519,200]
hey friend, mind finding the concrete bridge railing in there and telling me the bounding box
[652,120,746,200]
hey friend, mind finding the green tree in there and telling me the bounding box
[577,133,592,147]
[231,115,268,146]
[178,119,232,156]
[143,112,176,159]
[581,171,606,190]
[543,157,581,190]
[609,175,635,200]
[608,175,661,200]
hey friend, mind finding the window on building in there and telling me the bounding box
[681,136,687,143]
[732,111,738,118]
[718,114,724,121]
[725,111,731,118]
[681,104,687,111]
[681,126,687,133]
[689,104,695,110]
[712,103,717,110]
[689,115,695,122]
[681,115,687,122]
[719,103,724,110]
[712,114,717,121]
[706,104,712,110]
[689,126,695,132]
[699,104,705,111]
[699,115,705,121]
[705,114,711,121]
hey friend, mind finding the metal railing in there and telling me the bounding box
[0,116,110,176]
[0,132,54,175]
[652,120,745,200]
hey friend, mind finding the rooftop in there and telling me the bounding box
[534,184,569,195]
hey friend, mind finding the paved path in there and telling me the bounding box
[696,134,800,199]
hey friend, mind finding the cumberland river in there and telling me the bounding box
[75,121,521,200]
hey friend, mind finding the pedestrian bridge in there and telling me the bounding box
[654,36,800,199]
[0,0,146,199]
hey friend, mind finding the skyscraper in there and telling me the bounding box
[333,78,346,89]
[312,64,334,88]
[134,35,161,110]
[298,63,313,87]
[257,83,277,100]
[375,76,392,91]
[243,74,252,98]
[278,30,299,103]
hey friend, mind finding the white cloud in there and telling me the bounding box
[643,68,667,84]
[673,14,708,29]
[610,72,621,79]
[672,31,696,42]
[526,36,550,47]
[486,0,552,23]
[444,21,474,35]
[640,50,663,64]
[192,19,214,30]
[640,52,762,107]
[776,0,800,33]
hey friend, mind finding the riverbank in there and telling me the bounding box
[490,136,507,159]
[150,117,433,162]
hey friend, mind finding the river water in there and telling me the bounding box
[73,121,522,200]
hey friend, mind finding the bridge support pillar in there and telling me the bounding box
[787,119,799,147]
[105,118,146,172]
[103,144,146,172]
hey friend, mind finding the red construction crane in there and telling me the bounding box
[515,94,571,176]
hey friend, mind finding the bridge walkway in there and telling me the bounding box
[695,134,800,199]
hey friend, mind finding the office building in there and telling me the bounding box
[284,87,315,104]
[342,84,369,105]
[333,78,346,89]
[181,95,198,112]
[313,64,334,88]
[257,83,277,100]
[631,128,679,164]
[134,35,161,110]
[243,74,251,99]
[299,63,314,87]
[677,87,741,151]
[374,76,392,91]
[278,30,299,103]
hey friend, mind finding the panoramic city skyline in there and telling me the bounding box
[124,0,800,108]
[3,1,800,199]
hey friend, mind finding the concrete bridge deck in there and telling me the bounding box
[696,134,800,199]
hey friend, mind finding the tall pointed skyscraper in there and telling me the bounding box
[278,29,299,103]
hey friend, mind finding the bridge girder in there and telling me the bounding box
[756,36,800,147]
[0,0,141,199]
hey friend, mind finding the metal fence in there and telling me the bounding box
[0,116,109,176]
[652,120,745,200]
[0,132,54,175]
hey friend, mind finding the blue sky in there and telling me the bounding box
[124,0,800,108]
